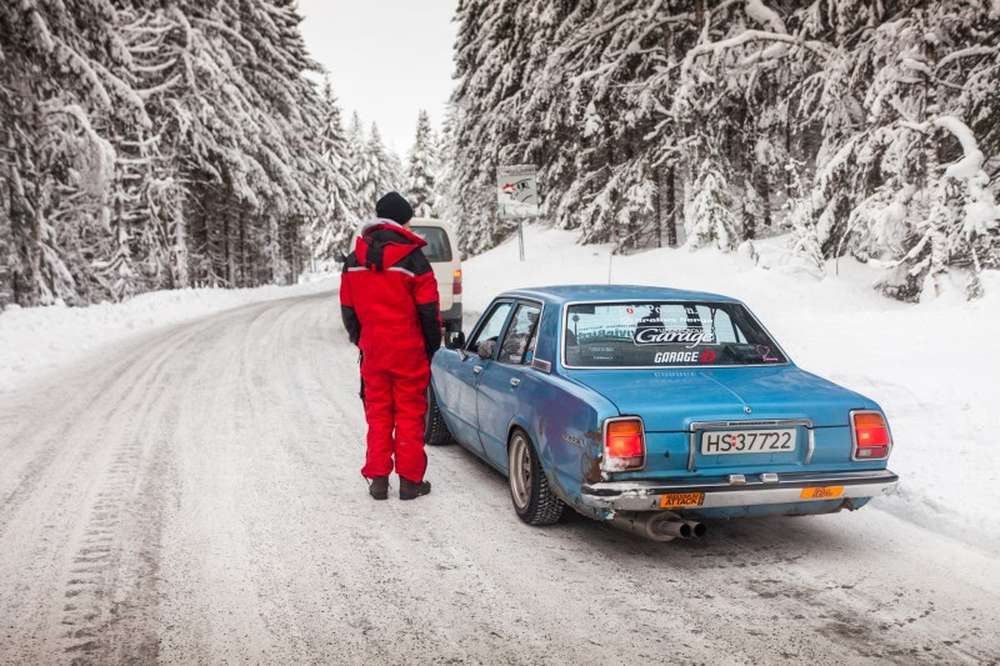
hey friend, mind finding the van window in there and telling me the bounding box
[409,226,452,262]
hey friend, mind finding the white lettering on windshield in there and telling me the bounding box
[633,327,717,348]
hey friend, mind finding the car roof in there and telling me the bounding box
[408,217,453,231]
[502,284,740,305]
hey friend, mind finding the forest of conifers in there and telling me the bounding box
[443,0,1000,302]
[2,0,999,309]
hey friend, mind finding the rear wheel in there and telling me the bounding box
[508,429,565,525]
[425,385,453,446]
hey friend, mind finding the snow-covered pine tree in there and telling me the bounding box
[0,0,145,306]
[312,77,360,270]
[687,158,740,251]
[405,110,438,217]
[358,123,401,212]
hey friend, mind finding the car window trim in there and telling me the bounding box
[496,298,545,367]
[558,299,793,370]
[467,298,517,357]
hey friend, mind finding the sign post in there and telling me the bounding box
[496,164,540,262]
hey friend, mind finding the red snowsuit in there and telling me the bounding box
[340,220,442,483]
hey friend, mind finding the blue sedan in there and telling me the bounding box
[427,285,899,541]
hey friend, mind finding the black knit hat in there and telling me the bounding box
[375,192,413,225]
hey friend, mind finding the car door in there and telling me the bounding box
[445,300,514,455]
[476,301,543,471]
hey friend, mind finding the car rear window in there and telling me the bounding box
[409,226,452,263]
[563,301,786,368]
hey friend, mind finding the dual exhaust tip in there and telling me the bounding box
[610,511,707,542]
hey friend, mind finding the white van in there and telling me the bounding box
[347,218,463,333]
[407,218,462,333]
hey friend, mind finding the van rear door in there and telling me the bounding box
[409,224,454,311]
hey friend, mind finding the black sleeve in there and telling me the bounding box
[340,253,361,346]
[341,305,361,346]
[417,302,442,356]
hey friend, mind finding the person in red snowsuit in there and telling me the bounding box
[340,192,441,501]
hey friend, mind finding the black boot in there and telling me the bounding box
[399,477,431,500]
[368,476,389,500]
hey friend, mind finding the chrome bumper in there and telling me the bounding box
[580,469,899,511]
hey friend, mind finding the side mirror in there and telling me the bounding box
[477,339,497,360]
[446,330,466,350]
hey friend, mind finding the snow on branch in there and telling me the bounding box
[936,45,999,70]
[744,0,786,34]
[49,104,117,198]
[933,115,986,180]
[683,29,831,75]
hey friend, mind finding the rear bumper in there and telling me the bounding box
[580,469,898,511]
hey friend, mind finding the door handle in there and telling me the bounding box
[509,378,521,387]
[473,365,483,375]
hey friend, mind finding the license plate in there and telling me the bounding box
[659,492,705,509]
[800,485,844,500]
[701,429,797,455]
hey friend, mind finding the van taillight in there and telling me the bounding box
[851,411,892,460]
[603,417,645,471]
[452,269,462,295]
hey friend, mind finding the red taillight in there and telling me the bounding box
[604,418,645,471]
[852,411,891,460]
[452,269,462,295]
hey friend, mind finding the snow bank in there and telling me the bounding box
[0,277,338,394]
[463,225,1000,551]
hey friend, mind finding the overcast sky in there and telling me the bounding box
[298,0,458,157]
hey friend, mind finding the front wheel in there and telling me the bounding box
[425,385,453,446]
[508,430,565,525]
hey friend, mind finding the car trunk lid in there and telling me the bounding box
[565,365,865,430]
[565,365,873,476]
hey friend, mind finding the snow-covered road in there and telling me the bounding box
[1,290,998,665]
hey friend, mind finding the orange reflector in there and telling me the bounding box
[800,486,845,500]
[452,269,462,295]
[660,492,705,508]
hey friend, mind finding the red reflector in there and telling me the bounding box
[604,419,644,470]
[852,412,891,460]
[452,269,462,295]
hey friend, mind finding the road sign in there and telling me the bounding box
[496,165,540,219]
[497,165,539,261]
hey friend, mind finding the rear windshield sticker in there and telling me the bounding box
[633,326,717,347]
[654,351,700,364]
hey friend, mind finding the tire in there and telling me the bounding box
[507,429,565,525]
[425,385,453,446]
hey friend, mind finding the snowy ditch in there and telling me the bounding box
[0,275,338,394]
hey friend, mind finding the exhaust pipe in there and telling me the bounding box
[683,520,707,538]
[609,512,696,542]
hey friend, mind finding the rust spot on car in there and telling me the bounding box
[582,454,602,484]
[585,430,602,442]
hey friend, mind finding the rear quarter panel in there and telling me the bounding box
[516,371,619,518]
[518,298,620,517]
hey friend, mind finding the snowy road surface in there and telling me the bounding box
[1,291,998,665]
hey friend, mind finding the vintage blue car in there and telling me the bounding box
[427,285,899,541]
